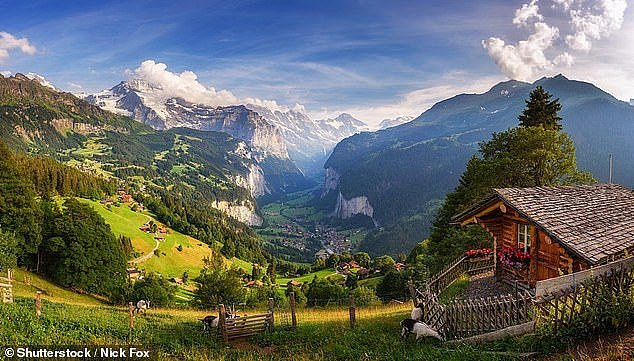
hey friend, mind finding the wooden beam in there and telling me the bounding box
[460,201,504,226]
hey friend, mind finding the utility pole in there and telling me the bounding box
[609,154,613,184]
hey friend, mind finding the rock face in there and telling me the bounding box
[88,81,289,159]
[87,79,309,198]
[213,200,262,226]
[334,192,374,221]
[231,163,269,198]
[322,167,340,195]
[246,105,370,175]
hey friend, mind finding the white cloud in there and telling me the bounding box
[482,21,561,81]
[0,70,11,77]
[484,0,627,81]
[309,72,505,126]
[514,0,544,26]
[552,0,575,10]
[131,60,299,113]
[553,51,575,66]
[565,0,628,51]
[0,32,37,61]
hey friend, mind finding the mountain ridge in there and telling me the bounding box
[323,74,634,256]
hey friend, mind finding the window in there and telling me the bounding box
[517,224,531,253]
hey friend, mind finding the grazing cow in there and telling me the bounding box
[411,304,423,321]
[134,300,150,314]
[400,318,444,341]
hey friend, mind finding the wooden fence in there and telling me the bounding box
[218,299,275,341]
[1,269,13,304]
[534,265,634,334]
[535,256,634,298]
[444,292,533,338]
[416,255,634,341]
[416,289,533,339]
[425,256,494,295]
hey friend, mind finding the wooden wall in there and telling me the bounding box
[478,206,590,287]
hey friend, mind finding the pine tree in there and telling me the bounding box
[518,86,563,130]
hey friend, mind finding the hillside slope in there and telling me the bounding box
[324,75,634,255]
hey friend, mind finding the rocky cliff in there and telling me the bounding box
[334,192,375,222]
[213,200,262,226]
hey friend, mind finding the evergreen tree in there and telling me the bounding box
[0,229,17,273]
[40,198,127,297]
[518,86,563,130]
[422,90,594,273]
[0,142,42,267]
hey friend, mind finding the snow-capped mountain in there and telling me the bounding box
[87,79,289,159]
[378,116,414,130]
[87,76,369,176]
[21,72,59,90]
[86,79,311,198]
[245,106,370,174]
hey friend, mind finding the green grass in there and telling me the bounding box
[359,276,384,289]
[11,269,106,307]
[438,274,470,304]
[79,199,224,279]
[276,268,337,286]
[0,297,546,360]
[231,257,254,274]
[80,199,156,255]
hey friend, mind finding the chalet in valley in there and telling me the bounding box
[453,184,634,288]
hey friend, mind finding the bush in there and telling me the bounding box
[285,285,307,306]
[376,270,407,301]
[131,273,177,307]
[193,268,245,309]
[543,279,634,342]
[351,286,380,306]
[245,285,284,309]
[306,278,345,307]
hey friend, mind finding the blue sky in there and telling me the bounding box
[1,0,632,124]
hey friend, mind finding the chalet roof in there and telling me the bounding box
[454,184,634,265]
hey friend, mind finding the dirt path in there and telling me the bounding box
[131,238,160,264]
[131,216,160,264]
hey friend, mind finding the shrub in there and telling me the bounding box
[376,270,407,301]
[351,286,380,306]
[131,273,177,307]
[306,278,345,307]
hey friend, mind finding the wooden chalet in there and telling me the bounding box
[453,184,634,288]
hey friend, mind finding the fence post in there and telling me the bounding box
[219,304,228,342]
[408,282,417,306]
[268,298,275,332]
[289,292,297,328]
[7,269,12,283]
[129,302,134,329]
[35,291,42,317]
[349,295,356,328]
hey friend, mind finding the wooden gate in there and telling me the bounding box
[218,299,274,341]
[1,269,13,304]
